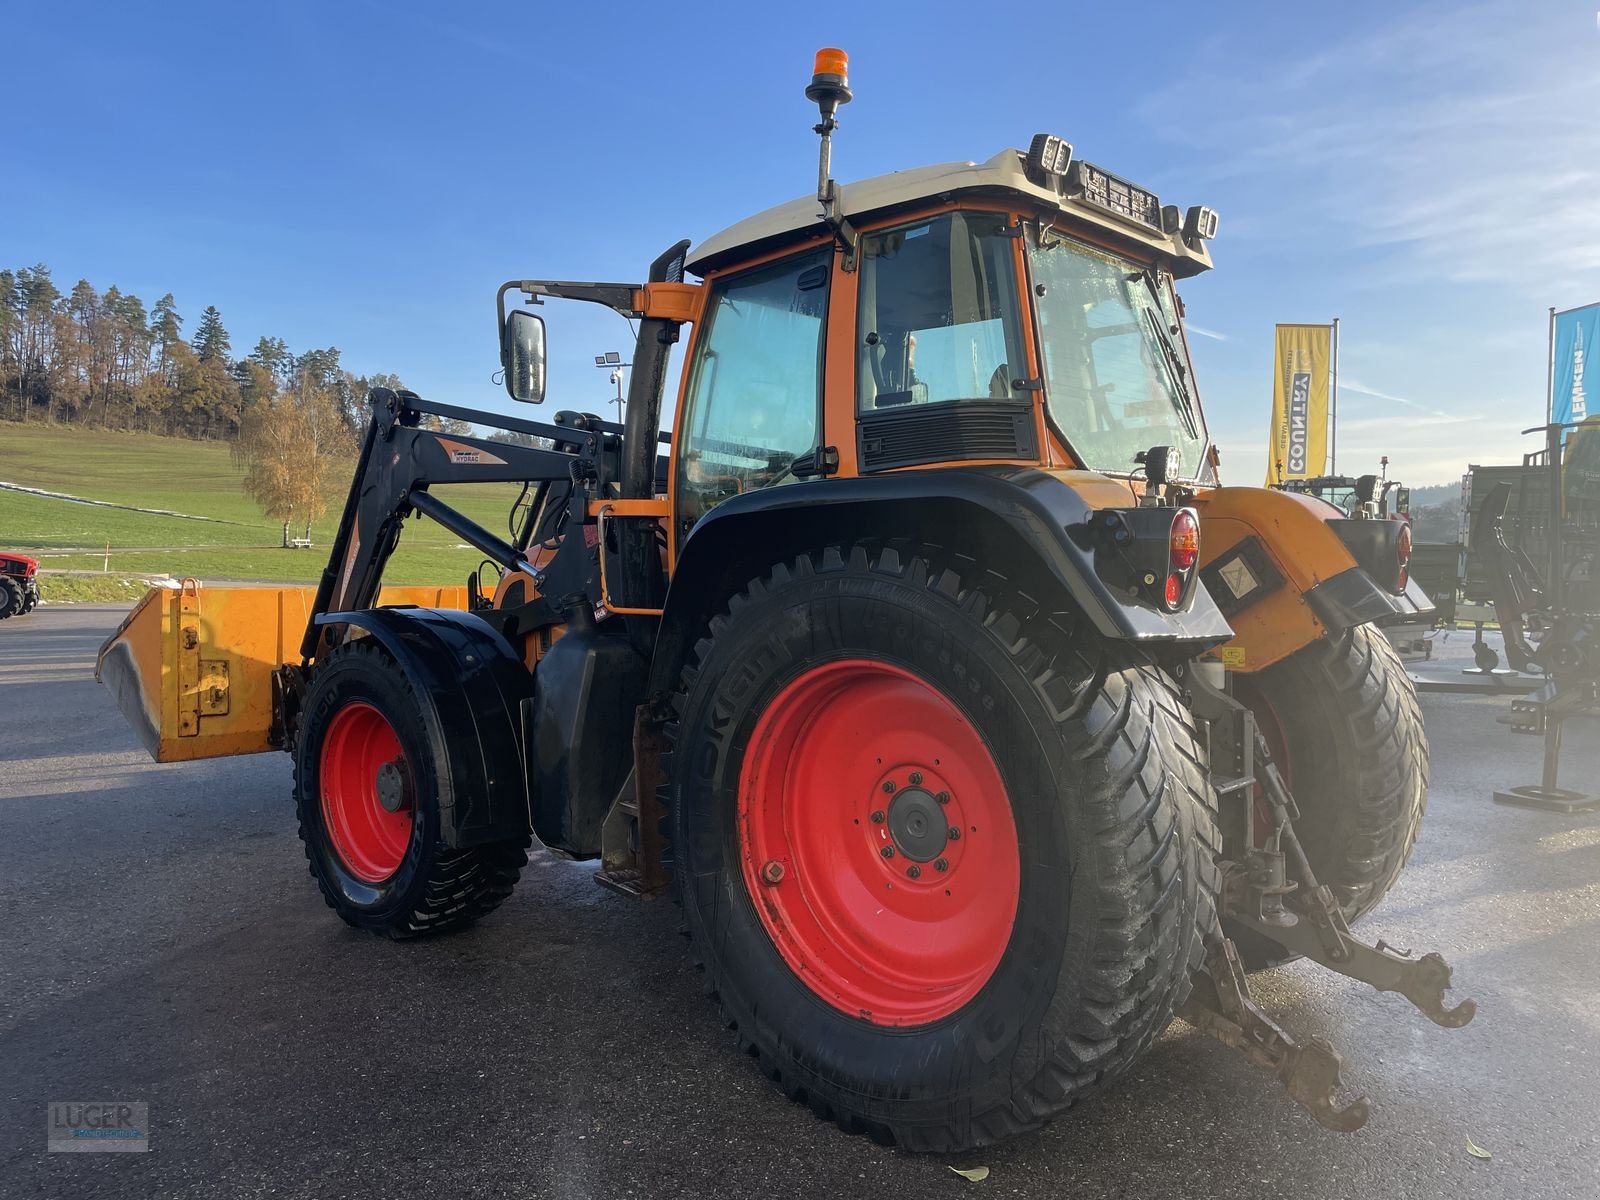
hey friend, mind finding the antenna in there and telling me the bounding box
[806,48,858,269]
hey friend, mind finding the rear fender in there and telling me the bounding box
[1193,487,1432,672]
[314,607,534,849]
[648,466,1234,695]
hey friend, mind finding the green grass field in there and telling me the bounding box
[0,420,523,591]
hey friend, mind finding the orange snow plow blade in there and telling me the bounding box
[95,582,469,763]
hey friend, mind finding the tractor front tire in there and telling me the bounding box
[1228,623,1428,969]
[0,576,21,619]
[667,543,1221,1151]
[293,639,528,938]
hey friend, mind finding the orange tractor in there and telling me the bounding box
[99,51,1469,1150]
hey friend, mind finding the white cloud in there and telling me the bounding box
[1339,378,1447,416]
[1185,323,1229,341]
[1144,3,1600,300]
[1335,413,1482,433]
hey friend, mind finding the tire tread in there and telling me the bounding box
[665,541,1222,1151]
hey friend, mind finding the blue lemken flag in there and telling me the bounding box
[1553,302,1600,425]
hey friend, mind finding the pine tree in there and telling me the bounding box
[151,293,183,380]
[193,305,231,363]
[248,335,292,382]
[7,265,61,420]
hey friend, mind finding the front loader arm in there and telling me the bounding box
[300,387,602,664]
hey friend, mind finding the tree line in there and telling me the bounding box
[0,262,411,441]
[1,261,480,544]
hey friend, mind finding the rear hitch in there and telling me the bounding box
[1226,881,1476,1029]
[1180,938,1371,1132]
[1237,727,1477,1029]
[1184,664,1476,1128]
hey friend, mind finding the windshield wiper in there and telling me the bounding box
[1136,271,1201,441]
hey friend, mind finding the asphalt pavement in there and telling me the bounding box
[2,607,1597,1199]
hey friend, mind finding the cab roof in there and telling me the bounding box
[685,147,1214,279]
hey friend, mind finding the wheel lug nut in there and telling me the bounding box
[880,845,895,859]
[882,780,896,794]
[760,860,785,885]
[909,771,923,785]
[947,827,961,840]
[870,810,885,823]
[906,864,921,879]
[936,791,950,805]
[935,858,949,872]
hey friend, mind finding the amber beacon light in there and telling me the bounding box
[807,48,851,102]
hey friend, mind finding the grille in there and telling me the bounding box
[858,402,1037,472]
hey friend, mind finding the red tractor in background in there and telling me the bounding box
[0,553,40,619]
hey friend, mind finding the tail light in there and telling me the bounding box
[1396,521,1413,591]
[1165,510,1201,610]
[1169,511,1199,571]
[1093,506,1204,613]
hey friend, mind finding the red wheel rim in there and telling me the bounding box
[738,659,1020,1026]
[319,701,414,883]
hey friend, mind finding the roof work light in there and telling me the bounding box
[1025,133,1073,184]
[1183,205,1220,244]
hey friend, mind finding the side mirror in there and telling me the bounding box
[502,310,547,404]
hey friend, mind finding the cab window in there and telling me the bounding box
[676,248,829,527]
[856,213,1026,411]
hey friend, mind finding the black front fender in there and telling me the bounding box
[314,607,533,848]
[650,466,1233,694]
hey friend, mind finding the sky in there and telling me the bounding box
[4,0,1598,485]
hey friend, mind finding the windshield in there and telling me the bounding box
[1028,235,1208,477]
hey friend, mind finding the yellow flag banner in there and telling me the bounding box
[1266,323,1331,484]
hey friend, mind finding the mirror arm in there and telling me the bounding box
[496,278,642,331]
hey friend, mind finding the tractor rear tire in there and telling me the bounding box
[293,638,528,938]
[1228,623,1428,969]
[666,543,1221,1151]
[0,576,21,619]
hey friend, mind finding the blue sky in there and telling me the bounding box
[4,1,1597,484]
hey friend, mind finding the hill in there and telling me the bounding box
[0,421,522,595]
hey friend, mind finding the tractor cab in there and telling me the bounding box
[674,133,1223,531]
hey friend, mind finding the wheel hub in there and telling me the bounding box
[375,758,412,813]
[886,787,947,861]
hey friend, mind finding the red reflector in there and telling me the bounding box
[1169,510,1200,571]
[1396,522,1413,565]
[1165,573,1183,608]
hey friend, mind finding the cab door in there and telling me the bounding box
[669,246,831,556]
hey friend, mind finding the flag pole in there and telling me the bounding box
[1330,317,1340,475]
[1545,306,1556,424]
